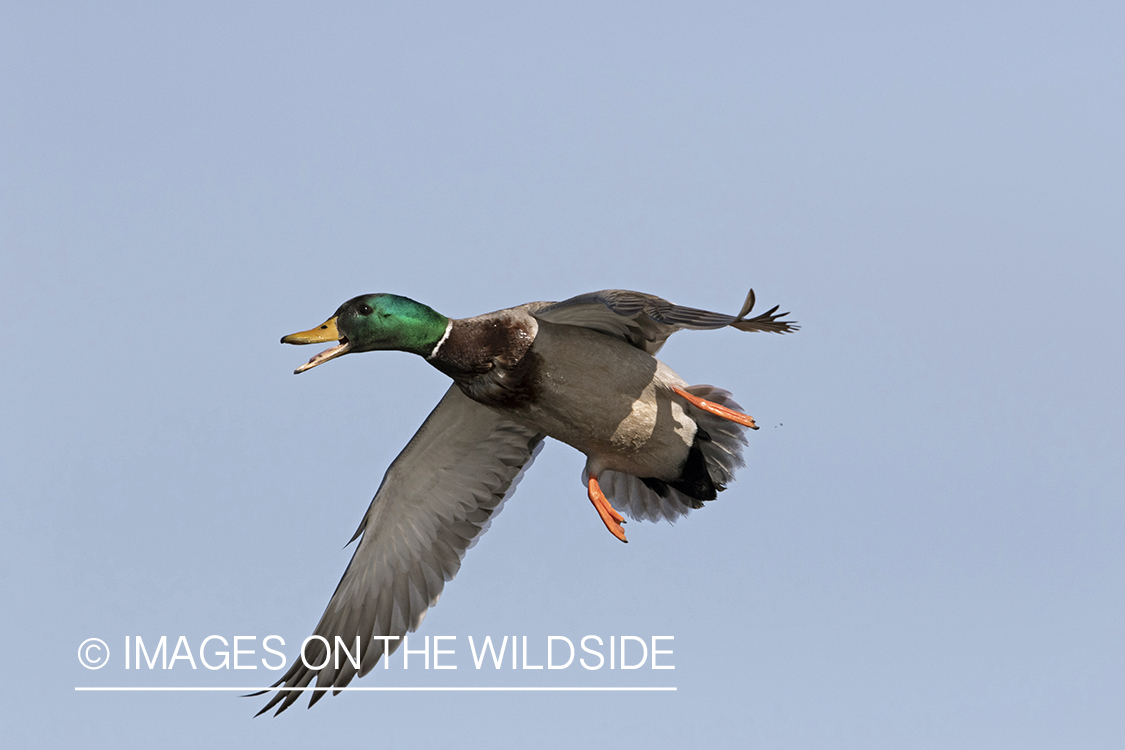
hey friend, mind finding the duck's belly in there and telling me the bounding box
[484,321,696,480]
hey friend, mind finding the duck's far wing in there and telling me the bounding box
[527,289,798,354]
[256,385,544,715]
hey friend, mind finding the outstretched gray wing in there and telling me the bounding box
[527,289,798,354]
[257,385,544,715]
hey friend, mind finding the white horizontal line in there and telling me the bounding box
[75,686,676,692]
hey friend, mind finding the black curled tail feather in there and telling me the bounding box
[640,439,716,508]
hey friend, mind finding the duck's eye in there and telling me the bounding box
[358,304,373,315]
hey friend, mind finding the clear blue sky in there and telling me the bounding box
[3,2,1122,747]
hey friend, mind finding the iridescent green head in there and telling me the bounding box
[281,293,450,374]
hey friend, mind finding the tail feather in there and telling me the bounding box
[602,385,750,524]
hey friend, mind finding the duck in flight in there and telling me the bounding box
[257,288,797,714]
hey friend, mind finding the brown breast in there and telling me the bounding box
[428,312,542,410]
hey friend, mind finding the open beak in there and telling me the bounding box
[281,317,351,374]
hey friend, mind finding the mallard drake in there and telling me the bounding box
[257,289,797,714]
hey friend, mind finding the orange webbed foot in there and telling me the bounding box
[587,476,627,543]
[672,386,759,430]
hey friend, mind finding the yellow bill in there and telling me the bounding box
[281,317,351,374]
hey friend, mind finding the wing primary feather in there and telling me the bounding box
[257,385,543,714]
[736,289,756,319]
[531,288,797,352]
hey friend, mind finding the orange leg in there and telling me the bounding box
[672,387,760,430]
[587,476,628,543]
